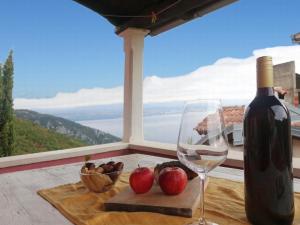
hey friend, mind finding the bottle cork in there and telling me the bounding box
[257,56,273,88]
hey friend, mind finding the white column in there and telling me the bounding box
[119,28,149,143]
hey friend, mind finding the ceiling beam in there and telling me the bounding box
[116,0,238,36]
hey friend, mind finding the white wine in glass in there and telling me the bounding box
[177,99,229,225]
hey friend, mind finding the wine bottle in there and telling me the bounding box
[243,56,294,225]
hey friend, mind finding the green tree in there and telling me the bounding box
[1,51,14,156]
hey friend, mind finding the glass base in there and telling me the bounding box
[186,219,218,225]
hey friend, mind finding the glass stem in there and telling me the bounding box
[198,173,206,225]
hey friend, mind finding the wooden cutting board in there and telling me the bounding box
[104,177,208,218]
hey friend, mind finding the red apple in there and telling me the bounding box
[129,167,154,194]
[158,167,188,195]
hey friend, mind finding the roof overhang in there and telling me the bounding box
[74,0,238,36]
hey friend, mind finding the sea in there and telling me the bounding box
[44,100,250,144]
[78,113,182,144]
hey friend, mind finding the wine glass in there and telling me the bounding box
[177,99,228,225]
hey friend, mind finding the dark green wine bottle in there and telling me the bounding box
[243,56,294,225]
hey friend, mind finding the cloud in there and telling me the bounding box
[14,45,300,109]
[14,87,123,109]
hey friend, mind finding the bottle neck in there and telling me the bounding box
[256,87,274,96]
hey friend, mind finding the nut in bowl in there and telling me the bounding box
[80,161,124,193]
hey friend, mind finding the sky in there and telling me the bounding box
[1,0,300,107]
[14,45,300,109]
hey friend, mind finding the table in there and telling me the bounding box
[0,154,299,225]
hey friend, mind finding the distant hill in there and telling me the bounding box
[15,109,121,145]
[14,118,85,155]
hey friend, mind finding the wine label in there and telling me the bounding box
[257,56,274,88]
